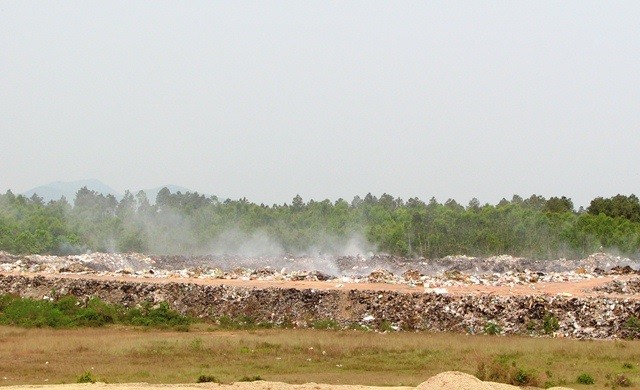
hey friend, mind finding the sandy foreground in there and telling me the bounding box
[0,372,574,390]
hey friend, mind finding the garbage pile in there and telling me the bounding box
[591,277,640,295]
[0,273,639,340]
[0,251,639,288]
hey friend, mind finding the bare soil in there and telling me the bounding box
[0,372,575,389]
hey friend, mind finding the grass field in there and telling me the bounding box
[0,326,639,389]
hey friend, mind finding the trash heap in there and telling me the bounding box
[591,277,640,295]
[1,251,638,288]
[0,273,639,340]
[1,250,640,340]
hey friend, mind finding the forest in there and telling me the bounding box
[1,187,639,259]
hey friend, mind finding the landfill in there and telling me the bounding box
[1,251,638,286]
[0,251,639,339]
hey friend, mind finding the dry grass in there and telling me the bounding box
[0,326,639,388]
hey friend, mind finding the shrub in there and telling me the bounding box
[125,302,191,328]
[0,294,192,330]
[75,298,119,327]
[577,373,595,385]
[197,375,219,383]
[484,321,502,335]
[77,371,96,383]
[54,295,81,314]
[623,316,640,339]
[543,313,560,335]
[239,375,262,382]
[513,368,534,386]
[0,297,71,328]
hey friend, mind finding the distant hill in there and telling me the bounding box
[22,179,121,203]
[21,180,215,204]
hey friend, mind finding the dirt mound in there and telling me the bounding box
[417,371,493,389]
[417,371,575,390]
[416,371,546,390]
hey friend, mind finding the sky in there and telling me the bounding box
[1,1,639,208]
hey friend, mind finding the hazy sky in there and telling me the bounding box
[1,1,638,208]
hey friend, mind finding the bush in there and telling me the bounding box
[623,316,640,339]
[125,302,191,328]
[484,321,502,335]
[196,375,219,383]
[543,313,560,335]
[513,368,534,386]
[577,373,595,385]
[77,371,96,383]
[0,294,192,330]
[75,298,118,326]
[0,297,71,328]
[239,375,262,382]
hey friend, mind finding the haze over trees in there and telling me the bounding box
[1,187,639,259]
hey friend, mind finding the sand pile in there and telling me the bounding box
[417,371,495,389]
[416,371,574,389]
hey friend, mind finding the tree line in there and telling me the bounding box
[1,187,639,259]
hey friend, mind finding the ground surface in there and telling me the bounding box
[0,372,574,389]
[1,325,636,389]
[0,260,640,390]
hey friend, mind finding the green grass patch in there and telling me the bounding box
[0,294,192,330]
[312,319,339,330]
[577,372,595,384]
